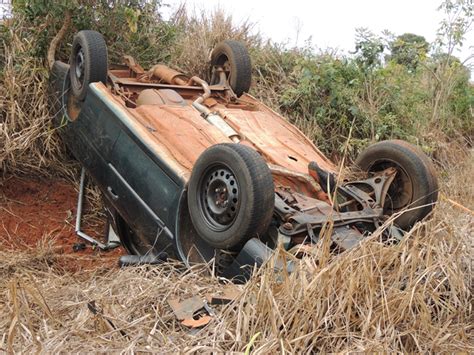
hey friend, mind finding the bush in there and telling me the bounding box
[0,0,472,175]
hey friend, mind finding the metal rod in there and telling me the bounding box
[190,76,241,142]
[75,168,119,250]
[75,168,86,233]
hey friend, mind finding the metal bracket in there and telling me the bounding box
[276,169,398,236]
[75,168,121,250]
[342,167,397,209]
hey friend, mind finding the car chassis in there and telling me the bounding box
[50,31,437,281]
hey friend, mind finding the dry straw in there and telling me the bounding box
[0,156,472,353]
[0,19,80,179]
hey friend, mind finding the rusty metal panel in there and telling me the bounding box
[95,80,337,194]
[132,105,232,171]
[93,83,193,181]
[217,106,336,175]
[239,94,336,172]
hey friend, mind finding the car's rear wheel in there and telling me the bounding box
[210,40,252,97]
[188,143,275,250]
[70,30,108,101]
[355,140,438,229]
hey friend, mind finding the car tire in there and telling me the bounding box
[210,40,252,97]
[188,143,274,250]
[355,140,438,229]
[70,30,108,101]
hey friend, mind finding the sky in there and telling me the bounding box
[0,1,12,19]
[162,0,473,70]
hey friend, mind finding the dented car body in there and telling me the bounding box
[50,31,438,280]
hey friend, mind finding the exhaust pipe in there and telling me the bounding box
[190,76,241,143]
[146,64,189,86]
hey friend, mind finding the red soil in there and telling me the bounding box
[0,175,124,271]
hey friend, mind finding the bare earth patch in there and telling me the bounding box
[0,175,124,272]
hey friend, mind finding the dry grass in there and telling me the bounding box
[0,20,73,178]
[0,155,472,353]
[0,20,108,216]
[169,6,260,80]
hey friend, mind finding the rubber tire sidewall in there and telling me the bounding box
[188,144,274,250]
[355,140,438,229]
[210,40,252,97]
[70,30,108,101]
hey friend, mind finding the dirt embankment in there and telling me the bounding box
[0,175,124,271]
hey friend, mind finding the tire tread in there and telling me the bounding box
[355,140,438,229]
[211,40,252,97]
[70,30,108,100]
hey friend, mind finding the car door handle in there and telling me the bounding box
[107,186,119,201]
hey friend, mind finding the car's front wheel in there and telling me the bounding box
[187,143,275,250]
[355,140,438,229]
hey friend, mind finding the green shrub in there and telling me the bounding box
[1,0,472,175]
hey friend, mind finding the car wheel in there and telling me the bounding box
[69,30,108,101]
[188,143,275,250]
[210,40,252,97]
[355,140,438,229]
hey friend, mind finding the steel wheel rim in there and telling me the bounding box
[198,164,240,232]
[73,47,85,89]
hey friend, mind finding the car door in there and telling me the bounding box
[64,87,122,187]
[106,125,182,255]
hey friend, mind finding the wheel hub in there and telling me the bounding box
[371,160,413,211]
[74,48,85,86]
[201,167,239,230]
[387,168,412,209]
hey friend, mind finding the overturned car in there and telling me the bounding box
[50,30,438,280]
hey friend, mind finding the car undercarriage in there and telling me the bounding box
[50,30,439,281]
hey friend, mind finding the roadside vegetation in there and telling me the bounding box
[1,0,472,175]
[0,0,472,352]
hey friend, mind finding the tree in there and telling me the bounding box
[430,0,473,125]
[388,33,429,70]
[354,28,385,70]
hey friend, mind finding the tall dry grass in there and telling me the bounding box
[169,6,260,79]
[0,154,472,353]
[0,20,72,177]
